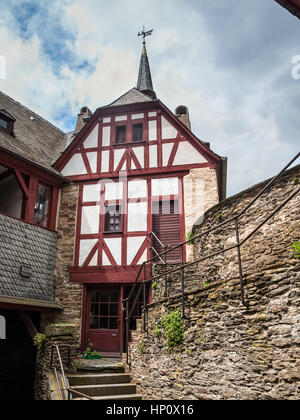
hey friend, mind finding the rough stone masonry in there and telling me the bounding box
[128,165,300,400]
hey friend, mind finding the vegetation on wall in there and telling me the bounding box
[292,241,300,259]
[33,333,47,351]
[154,309,184,351]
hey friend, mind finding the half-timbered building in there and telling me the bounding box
[53,40,227,354]
[0,38,227,366]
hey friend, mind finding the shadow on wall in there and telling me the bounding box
[0,310,39,400]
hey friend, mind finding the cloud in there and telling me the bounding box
[0,0,299,197]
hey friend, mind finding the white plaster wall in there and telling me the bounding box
[161,116,178,139]
[79,239,98,266]
[101,150,110,172]
[81,206,100,234]
[82,184,101,202]
[62,154,87,176]
[149,145,158,167]
[104,237,122,265]
[128,180,147,199]
[173,142,207,166]
[102,126,111,147]
[127,236,146,264]
[127,202,147,232]
[86,152,98,173]
[149,120,157,141]
[162,143,174,166]
[84,124,98,149]
[151,177,178,196]
[105,182,123,201]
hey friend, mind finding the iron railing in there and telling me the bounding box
[50,344,95,400]
[122,152,300,365]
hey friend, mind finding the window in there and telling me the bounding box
[133,123,143,142]
[34,184,51,228]
[0,111,14,135]
[104,205,122,232]
[0,118,8,130]
[115,126,126,144]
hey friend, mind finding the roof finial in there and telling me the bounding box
[138,26,153,44]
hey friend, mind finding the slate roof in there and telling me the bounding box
[274,0,300,18]
[0,91,68,178]
[107,87,156,108]
[0,213,57,302]
[137,42,156,98]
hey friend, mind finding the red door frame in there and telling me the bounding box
[83,286,122,354]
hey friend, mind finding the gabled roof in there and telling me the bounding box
[108,87,156,107]
[274,0,300,18]
[0,91,68,178]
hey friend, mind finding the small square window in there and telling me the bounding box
[133,123,143,142]
[104,205,122,232]
[0,118,8,130]
[115,126,126,144]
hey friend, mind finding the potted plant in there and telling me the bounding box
[83,342,102,360]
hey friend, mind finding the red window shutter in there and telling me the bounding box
[152,200,181,262]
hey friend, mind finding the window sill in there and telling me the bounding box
[112,141,146,148]
[103,231,123,235]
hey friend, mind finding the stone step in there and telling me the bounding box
[67,373,131,387]
[75,358,124,373]
[73,394,142,401]
[70,383,137,397]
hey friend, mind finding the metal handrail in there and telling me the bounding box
[50,344,95,401]
[150,231,168,249]
[123,152,300,365]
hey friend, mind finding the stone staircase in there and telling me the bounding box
[68,359,141,400]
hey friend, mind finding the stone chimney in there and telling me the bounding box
[175,105,191,130]
[75,106,92,132]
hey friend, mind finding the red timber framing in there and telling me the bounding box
[55,99,225,353]
[55,100,222,284]
[0,149,64,231]
[54,100,221,181]
[56,99,222,284]
[69,171,187,283]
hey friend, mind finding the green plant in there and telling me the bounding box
[152,281,157,290]
[83,342,102,360]
[291,241,300,259]
[293,177,299,184]
[216,213,223,221]
[137,341,146,354]
[153,322,162,338]
[33,333,47,351]
[161,309,184,350]
[186,231,196,245]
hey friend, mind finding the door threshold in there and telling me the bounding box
[100,352,121,358]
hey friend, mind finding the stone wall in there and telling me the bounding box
[192,165,300,289]
[128,165,300,400]
[41,183,82,347]
[35,324,77,400]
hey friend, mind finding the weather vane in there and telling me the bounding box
[138,26,153,41]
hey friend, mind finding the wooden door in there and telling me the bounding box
[152,200,181,262]
[87,288,120,354]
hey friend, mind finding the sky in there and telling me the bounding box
[0,0,299,196]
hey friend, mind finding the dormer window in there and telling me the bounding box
[0,110,15,135]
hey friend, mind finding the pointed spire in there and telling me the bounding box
[137,28,156,99]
